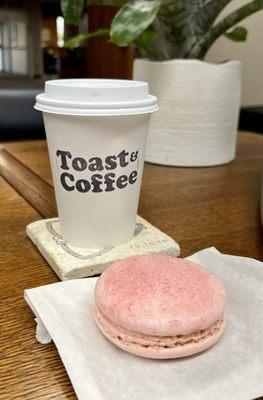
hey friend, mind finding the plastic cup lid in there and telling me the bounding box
[35,79,158,116]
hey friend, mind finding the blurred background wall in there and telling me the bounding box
[206,0,263,106]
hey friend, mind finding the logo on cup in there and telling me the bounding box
[56,149,139,193]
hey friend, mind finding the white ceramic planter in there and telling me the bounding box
[133,59,242,167]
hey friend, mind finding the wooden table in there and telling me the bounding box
[1,132,263,399]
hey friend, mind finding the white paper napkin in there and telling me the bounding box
[24,247,263,400]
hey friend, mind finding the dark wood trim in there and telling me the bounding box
[0,148,56,218]
[85,5,135,79]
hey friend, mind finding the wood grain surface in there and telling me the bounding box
[0,132,263,399]
[0,149,57,218]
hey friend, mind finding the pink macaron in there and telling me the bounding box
[93,255,227,359]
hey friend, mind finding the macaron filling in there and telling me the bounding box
[94,305,226,350]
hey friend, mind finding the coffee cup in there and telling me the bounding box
[35,79,158,248]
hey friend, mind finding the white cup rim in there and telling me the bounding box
[35,79,158,116]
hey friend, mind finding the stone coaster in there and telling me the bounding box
[26,217,180,280]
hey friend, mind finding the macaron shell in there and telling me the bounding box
[95,255,227,336]
[94,308,227,359]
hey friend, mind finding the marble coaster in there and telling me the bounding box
[26,217,180,280]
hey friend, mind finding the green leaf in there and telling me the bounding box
[66,29,109,49]
[158,0,235,58]
[135,24,156,48]
[60,0,85,25]
[134,24,166,60]
[224,26,248,42]
[87,0,127,4]
[190,0,263,59]
[110,0,162,46]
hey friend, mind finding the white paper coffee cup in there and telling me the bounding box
[35,79,158,248]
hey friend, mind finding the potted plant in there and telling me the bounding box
[62,0,263,166]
